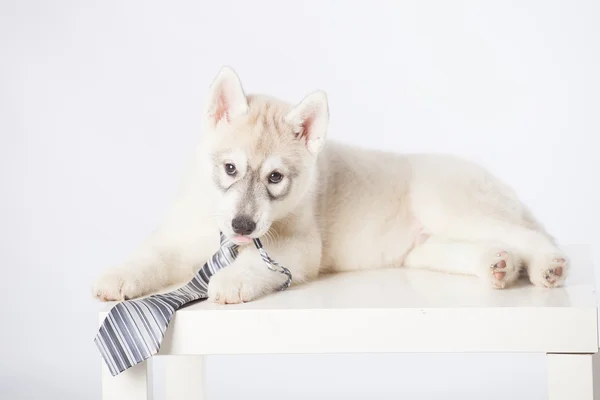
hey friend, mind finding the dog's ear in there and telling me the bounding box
[204,66,248,126]
[284,91,329,155]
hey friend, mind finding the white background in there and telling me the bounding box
[1,1,599,399]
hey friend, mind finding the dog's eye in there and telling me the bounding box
[268,172,283,184]
[224,163,237,176]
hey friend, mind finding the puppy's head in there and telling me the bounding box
[201,67,328,244]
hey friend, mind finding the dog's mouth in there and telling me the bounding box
[221,219,271,245]
[231,235,253,245]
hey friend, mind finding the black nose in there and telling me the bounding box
[231,216,256,236]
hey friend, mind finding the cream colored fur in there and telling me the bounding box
[94,67,568,304]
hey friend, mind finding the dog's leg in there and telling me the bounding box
[419,215,569,288]
[93,223,219,301]
[404,236,522,289]
[208,232,321,304]
[94,182,222,301]
[93,236,193,301]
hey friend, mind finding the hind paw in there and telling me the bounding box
[482,249,520,289]
[529,254,568,288]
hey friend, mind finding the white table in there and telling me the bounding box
[99,246,598,399]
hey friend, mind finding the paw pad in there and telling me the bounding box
[487,250,517,289]
[542,257,567,286]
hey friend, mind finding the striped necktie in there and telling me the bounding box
[95,233,291,376]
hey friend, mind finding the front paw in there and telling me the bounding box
[207,267,266,304]
[93,268,145,301]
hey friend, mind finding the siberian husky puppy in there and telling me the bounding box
[94,67,568,304]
